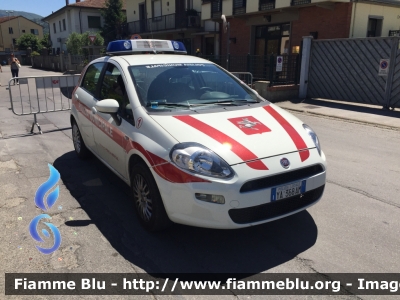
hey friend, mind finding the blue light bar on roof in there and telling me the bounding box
[106,39,187,54]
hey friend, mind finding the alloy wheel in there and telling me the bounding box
[72,124,81,153]
[133,174,153,222]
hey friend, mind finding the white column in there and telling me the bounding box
[299,36,313,99]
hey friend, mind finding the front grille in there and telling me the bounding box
[229,185,325,224]
[240,164,324,193]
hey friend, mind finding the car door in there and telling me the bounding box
[75,62,105,151]
[93,62,135,179]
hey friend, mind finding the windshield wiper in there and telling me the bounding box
[147,102,192,108]
[199,99,258,105]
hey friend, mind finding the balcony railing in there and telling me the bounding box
[291,0,311,5]
[259,0,275,11]
[233,0,246,15]
[211,0,222,19]
[127,12,201,35]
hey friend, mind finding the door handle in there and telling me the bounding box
[91,107,97,115]
[124,135,129,141]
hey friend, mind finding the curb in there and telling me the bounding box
[279,107,400,131]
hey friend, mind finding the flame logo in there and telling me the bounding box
[29,214,62,254]
[35,164,60,210]
[29,164,62,254]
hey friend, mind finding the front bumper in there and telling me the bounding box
[153,149,327,229]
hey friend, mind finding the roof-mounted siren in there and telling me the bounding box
[106,39,187,55]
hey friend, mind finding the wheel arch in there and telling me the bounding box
[70,114,76,126]
[128,154,149,186]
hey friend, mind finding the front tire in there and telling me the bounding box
[131,162,171,231]
[72,120,90,159]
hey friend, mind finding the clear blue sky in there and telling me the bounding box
[3,0,76,17]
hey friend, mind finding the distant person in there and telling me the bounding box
[10,54,20,85]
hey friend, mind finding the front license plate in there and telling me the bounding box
[271,180,306,201]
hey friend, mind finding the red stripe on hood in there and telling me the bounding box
[174,115,268,170]
[263,105,310,162]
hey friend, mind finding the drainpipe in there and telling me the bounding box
[1,24,4,50]
[350,0,357,38]
[79,8,82,33]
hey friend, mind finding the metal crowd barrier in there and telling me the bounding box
[231,72,253,88]
[8,75,80,134]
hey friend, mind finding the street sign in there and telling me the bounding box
[378,59,389,76]
[130,34,142,40]
[89,35,96,43]
[276,56,283,72]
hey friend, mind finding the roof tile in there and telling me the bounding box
[0,16,18,24]
[68,0,126,9]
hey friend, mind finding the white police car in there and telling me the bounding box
[70,39,326,231]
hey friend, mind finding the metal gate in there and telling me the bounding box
[8,75,80,133]
[307,37,400,109]
[231,72,253,87]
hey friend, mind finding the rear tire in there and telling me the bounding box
[131,162,172,231]
[72,120,91,159]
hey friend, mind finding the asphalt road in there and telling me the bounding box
[0,66,399,299]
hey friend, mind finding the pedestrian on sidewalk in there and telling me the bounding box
[10,54,20,85]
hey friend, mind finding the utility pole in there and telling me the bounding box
[6,10,14,53]
[18,15,21,37]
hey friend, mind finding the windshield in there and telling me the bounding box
[128,63,267,111]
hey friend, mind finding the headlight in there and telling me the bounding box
[303,124,321,156]
[170,143,234,179]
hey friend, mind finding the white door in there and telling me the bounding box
[93,63,135,179]
[75,62,105,152]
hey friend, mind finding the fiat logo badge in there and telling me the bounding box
[280,158,290,169]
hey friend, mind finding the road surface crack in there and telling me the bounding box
[294,257,362,298]
[327,180,400,208]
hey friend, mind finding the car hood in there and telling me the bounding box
[150,103,315,169]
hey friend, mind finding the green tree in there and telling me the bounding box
[101,0,125,43]
[66,32,104,56]
[66,32,83,55]
[81,32,104,56]
[16,33,42,51]
[40,33,52,49]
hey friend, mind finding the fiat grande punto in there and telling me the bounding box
[70,39,327,231]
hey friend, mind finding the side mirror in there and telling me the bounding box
[95,99,119,114]
[95,99,121,126]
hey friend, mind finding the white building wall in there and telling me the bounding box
[47,8,104,53]
[80,9,104,33]
[48,11,69,53]
[350,2,400,37]
[126,0,136,22]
